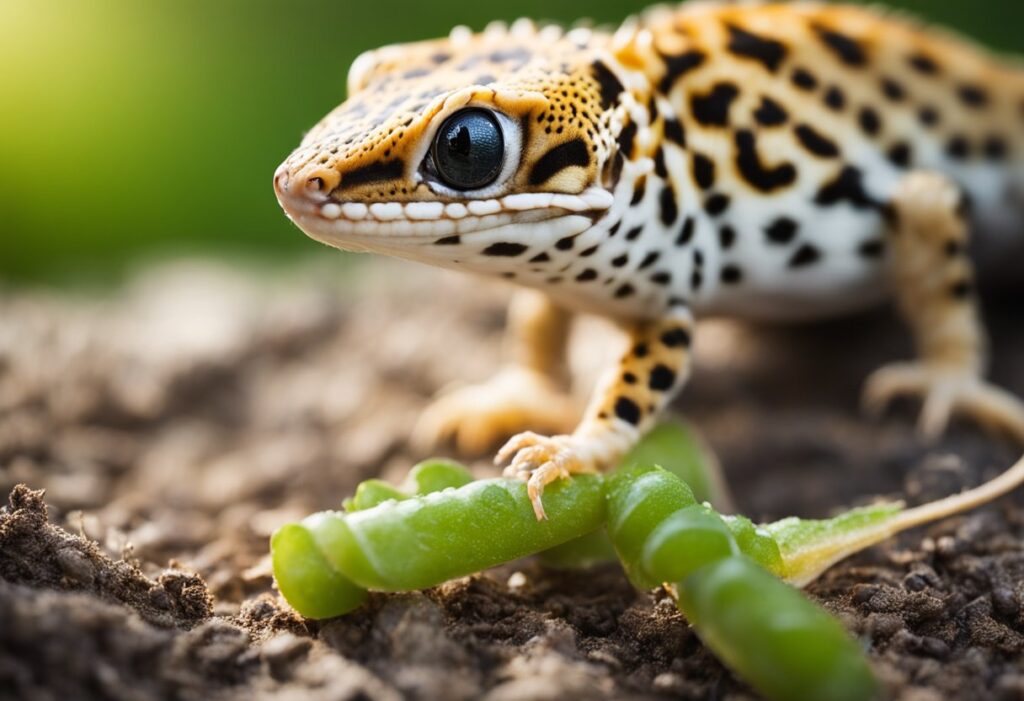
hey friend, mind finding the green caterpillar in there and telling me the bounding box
[272,424,1024,701]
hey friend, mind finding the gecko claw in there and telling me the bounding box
[864,362,1024,444]
[497,432,598,520]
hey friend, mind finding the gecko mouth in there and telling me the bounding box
[274,167,613,247]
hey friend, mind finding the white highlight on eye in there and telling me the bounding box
[342,203,368,220]
[467,199,502,216]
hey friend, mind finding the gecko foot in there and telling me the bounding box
[496,432,599,520]
[864,362,1024,443]
[412,367,578,456]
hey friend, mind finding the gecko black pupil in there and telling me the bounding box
[432,109,504,190]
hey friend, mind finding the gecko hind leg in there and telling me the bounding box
[499,308,694,519]
[863,171,1024,442]
[413,290,578,455]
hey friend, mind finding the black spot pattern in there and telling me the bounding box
[690,82,740,126]
[887,142,912,168]
[612,254,629,268]
[435,235,461,245]
[792,68,818,90]
[483,242,528,257]
[630,177,647,206]
[529,138,590,185]
[638,251,660,270]
[529,252,550,263]
[653,149,668,178]
[705,194,731,217]
[555,236,576,251]
[789,244,821,267]
[984,135,1008,160]
[626,226,644,241]
[858,107,881,136]
[617,122,638,159]
[660,328,691,347]
[754,96,789,126]
[591,60,624,109]
[659,185,678,226]
[735,130,797,192]
[721,265,743,284]
[615,283,636,299]
[824,86,846,111]
[614,397,641,425]
[858,239,885,258]
[663,117,686,146]
[813,24,867,66]
[908,53,940,75]
[795,124,840,157]
[340,159,404,189]
[815,166,876,209]
[957,84,989,108]
[659,50,707,93]
[765,217,798,244]
[947,135,971,160]
[918,106,939,127]
[727,23,787,72]
[649,365,677,391]
[676,217,695,246]
[576,268,598,282]
[880,77,906,102]
[692,152,716,189]
[718,225,736,249]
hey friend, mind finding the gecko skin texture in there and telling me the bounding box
[275,2,1024,519]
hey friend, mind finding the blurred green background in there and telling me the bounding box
[2,1,1021,283]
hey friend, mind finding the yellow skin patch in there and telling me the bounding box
[276,4,1024,519]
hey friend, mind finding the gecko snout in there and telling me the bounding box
[274,156,339,204]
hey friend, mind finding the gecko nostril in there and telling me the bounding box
[273,166,291,195]
[306,176,326,193]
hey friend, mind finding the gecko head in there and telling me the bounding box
[274,20,630,272]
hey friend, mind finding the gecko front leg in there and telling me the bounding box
[498,307,694,519]
[414,289,579,455]
[865,172,1024,442]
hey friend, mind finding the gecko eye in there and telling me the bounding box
[431,108,505,190]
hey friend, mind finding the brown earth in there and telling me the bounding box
[1,259,1023,701]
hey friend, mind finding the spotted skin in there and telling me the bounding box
[275,4,1024,518]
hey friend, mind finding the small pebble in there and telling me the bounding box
[507,572,528,590]
[936,536,959,557]
[904,573,927,592]
[55,547,95,586]
[992,588,1019,618]
[262,633,312,676]
[851,584,879,606]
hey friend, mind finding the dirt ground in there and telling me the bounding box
[2,259,1023,701]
